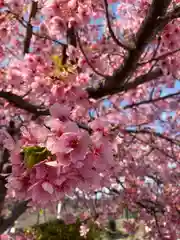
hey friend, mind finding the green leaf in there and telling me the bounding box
[22,146,52,168]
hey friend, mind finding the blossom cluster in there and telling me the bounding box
[5,107,118,207]
[0,0,180,239]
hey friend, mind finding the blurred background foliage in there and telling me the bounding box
[24,219,103,240]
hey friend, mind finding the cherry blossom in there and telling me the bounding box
[0,0,180,239]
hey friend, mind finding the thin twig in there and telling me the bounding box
[87,0,173,99]
[103,0,133,50]
[154,212,164,239]
[124,91,180,109]
[5,9,66,46]
[139,47,180,65]
[126,128,180,146]
[76,31,108,78]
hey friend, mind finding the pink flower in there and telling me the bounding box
[57,131,91,162]
[91,135,114,171]
[0,234,9,240]
[45,118,79,135]
[6,174,30,200]
[122,221,137,235]
[30,161,58,182]
[76,73,90,84]
[42,181,54,194]
[0,0,4,8]
[6,67,23,87]
[80,224,90,237]
[49,103,71,121]
[21,123,49,145]
[27,181,56,206]
[46,136,60,154]
[24,53,40,71]
[90,119,110,137]
[66,86,89,105]
[26,163,59,205]
[54,169,82,195]
[56,152,71,166]
[68,0,77,9]
[39,22,49,36]
[48,16,66,36]
[0,129,15,150]
[0,46,5,60]
[78,161,101,186]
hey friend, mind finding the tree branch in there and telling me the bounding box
[136,200,165,214]
[0,121,24,232]
[159,5,180,24]
[0,91,93,133]
[86,0,172,99]
[108,184,165,214]
[126,129,180,146]
[0,176,7,220]
[23,1,38,54]
[0,201,28,234]
[111,0,171,81]
[139,47,180,65]
[103,0,133,50]
[76,32,108,78]
[6,9,67,48]
[86,68,163,99]
[124,91,180,109]
[0,91,49,116]
[153,212,164,239]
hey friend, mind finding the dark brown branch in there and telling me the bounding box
[151,36,162,62]
[159,5,180,24]
[154,212,164,239]
[0,176,7,221]
[124,91,180,109]
[32,32,67,46]
[75,122,92,134]
[61,45,68,65]
[111,0,171,82]
[0,120,23,227]
[23,1,38,54]
[87,0,172,99]
[87,68,163,99]
[0,91,49,116]
[0,91,92,133]
[67,25,77,48]
[0,149,9,173]
[0,201,28,234]
[136,200,164,214]
[147,174,163,185]
[62,23,77,65]
[8,1,176,101]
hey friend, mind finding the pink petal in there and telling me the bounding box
[42,182,54,194]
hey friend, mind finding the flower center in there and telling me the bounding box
[69,138,79,148]
[93,146,102,157]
